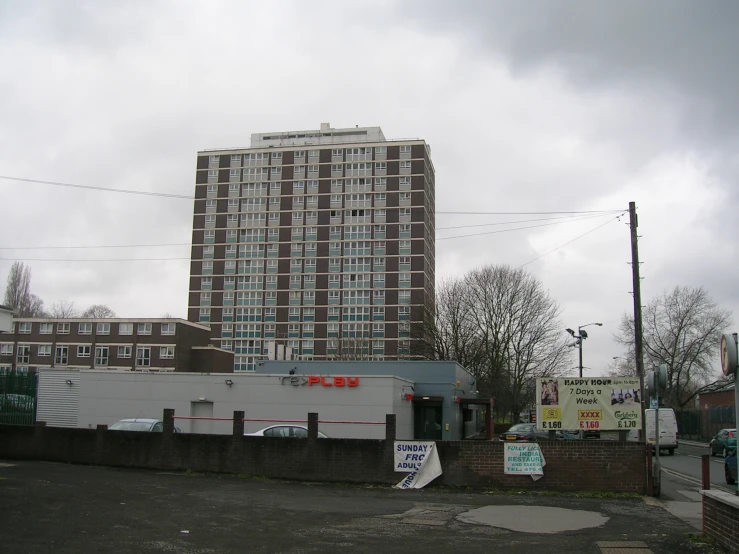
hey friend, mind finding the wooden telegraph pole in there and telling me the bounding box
[629,201,647,441]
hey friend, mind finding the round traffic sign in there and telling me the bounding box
[720,334,737,375]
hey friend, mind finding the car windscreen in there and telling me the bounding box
[508,424,534,433]
[109,421,153,432]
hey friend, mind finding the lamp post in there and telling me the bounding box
[566,323,603,439]
[565,323,603,378]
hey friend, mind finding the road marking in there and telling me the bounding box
[661,467,734,493]
[681,454,725,465]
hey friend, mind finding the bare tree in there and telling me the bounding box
[81,304,116,318]
[607,356,636,377]
[48,300,79,318]
[615,286,732,410]
[3,262,45,317]
[464,266,571,421]
[328,335,373,360]
[415,265,572,421]
[412,278,486,372]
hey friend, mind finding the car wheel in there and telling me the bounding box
[667,449,674,456]
[727,465,736,486]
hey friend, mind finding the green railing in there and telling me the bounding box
[0,372,37,426]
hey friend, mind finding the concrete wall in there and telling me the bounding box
[0,422,647,493]
[260,360,479,440]
[38,370,414,439]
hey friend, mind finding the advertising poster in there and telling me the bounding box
[394,441,442,489]
[536,377,641,432]
[504,443,546,481]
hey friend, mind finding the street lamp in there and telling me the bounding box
[565,322,603,378]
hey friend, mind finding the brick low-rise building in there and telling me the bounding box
[0,318,233,373]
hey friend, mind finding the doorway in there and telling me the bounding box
[190,401,214,434]
[414,404,443,440]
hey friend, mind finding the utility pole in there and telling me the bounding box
[629,201,647,442]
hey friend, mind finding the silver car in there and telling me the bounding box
[108,418,182,433]
[245,425,327,438]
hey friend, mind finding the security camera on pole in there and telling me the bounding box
[646,363,667,497]
[720,333,739,494]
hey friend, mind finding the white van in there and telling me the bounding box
[645,408,678,455]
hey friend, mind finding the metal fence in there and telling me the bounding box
[675,410,703,440]
[0,372,37,426]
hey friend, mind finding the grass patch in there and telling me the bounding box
[236,473,273,482]
[483,489,642,499]
[686,533,722,552]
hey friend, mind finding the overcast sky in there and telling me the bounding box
[1,0,737,377]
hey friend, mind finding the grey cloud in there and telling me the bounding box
[404,1,739,138]
[0,0,737,375]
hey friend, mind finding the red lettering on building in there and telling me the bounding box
[282,375,360,388]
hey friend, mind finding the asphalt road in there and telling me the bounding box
[660,442,735,494]
[0,460,707,554]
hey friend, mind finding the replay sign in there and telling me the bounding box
[279,375,360,388]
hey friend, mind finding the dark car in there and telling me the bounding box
[499,423,549,442]
[725,449,737,485]
[561,430,601,440]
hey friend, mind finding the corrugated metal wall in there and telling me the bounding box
[37,370,80,427]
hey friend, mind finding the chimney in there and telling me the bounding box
[320,122,330,131]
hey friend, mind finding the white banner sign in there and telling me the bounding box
[394,441,442,489]
[504,443,546,481]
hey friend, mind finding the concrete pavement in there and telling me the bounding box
[657,441,735,531]
[0,460,718,553]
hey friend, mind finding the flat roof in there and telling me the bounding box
[8,318,210,331]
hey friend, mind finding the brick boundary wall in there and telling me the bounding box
[0,414,646,493]
[703,491,739,553]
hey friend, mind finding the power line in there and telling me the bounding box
[0,257,191,262]
[436,212,615,241]
[0,175,193,199]
[516,213,626,269]
[1,175,626,216]
[437,209,624,215]
[0,212,625,262]
[436,213,604,231]
[0,215,617,250]
[0,243,191,250]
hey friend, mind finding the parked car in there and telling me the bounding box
[561,430,600,440]
[0,394,35,411]
[710,428,737,457]
[245,425,328,438]
[498,423,550,442]
[725,449,737,485]
[108,418,182,433]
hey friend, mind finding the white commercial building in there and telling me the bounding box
[37,369,413,439]
[36,361,486,440]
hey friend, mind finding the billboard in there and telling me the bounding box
[536,377,641,432]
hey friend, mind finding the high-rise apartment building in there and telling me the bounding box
[188,124,435,371]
